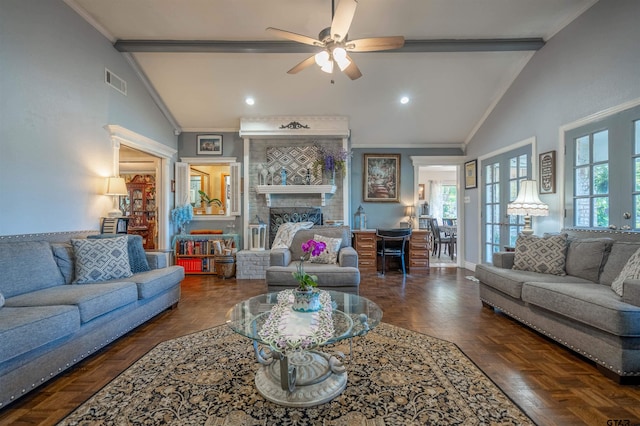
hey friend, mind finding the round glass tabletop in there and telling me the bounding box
[226,290,383,348]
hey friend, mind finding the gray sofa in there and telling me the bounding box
[266,226,361,294]
[475,229,640,383]
[0,232,184,407]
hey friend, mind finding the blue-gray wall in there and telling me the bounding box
[464,0,640,266]
[0,0,177,235]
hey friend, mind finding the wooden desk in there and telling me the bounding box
[352,229,431,274]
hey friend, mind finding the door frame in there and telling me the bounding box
[411,156,466,267]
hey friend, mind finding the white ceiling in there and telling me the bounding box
[66,0,597,148]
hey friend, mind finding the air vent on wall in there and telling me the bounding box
[105,68,127,95]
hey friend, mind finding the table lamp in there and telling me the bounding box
[507,180,549,235]
[105,177,128,217]
[405,205,416,229]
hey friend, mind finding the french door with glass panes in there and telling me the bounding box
[481,145,532,263]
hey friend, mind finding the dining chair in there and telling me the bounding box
[429,218,453,259]
[376,228,413,275]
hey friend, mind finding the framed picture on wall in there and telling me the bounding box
[418,183,425,200]
[363,153,400,202]
[197,134,222,155]
[464,160,477,189]
[539,150,556,194]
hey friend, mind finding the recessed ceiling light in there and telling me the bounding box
[400,96,410,104]
[245,97,255,106]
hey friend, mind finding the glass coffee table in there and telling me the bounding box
[226,290,382,407]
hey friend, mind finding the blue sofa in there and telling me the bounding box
[0,232,184,407]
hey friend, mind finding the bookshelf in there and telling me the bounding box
[173,234,239,275]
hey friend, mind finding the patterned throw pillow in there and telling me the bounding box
[271,221,314,249]
[513,234,567,276]
[71,236,133,284]
[310,234,343,265]
[611,247,640,296]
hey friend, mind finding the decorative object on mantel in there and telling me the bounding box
[266,146,322,185]
[280,167,287,185]
[507,180,549,235]
[170,204,193,235]
[314,144,351,185]
[292,239,327,312]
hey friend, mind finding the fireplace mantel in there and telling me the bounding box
[255,185,336,207]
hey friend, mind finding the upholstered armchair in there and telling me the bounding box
[266,225,360,295]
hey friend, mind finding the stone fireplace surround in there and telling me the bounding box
[240,116,351,249]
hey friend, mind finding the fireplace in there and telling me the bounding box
[268,207,323,247]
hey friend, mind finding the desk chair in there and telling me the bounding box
[430,218,453,259]
[376,228,412,275]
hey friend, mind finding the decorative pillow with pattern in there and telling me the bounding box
[512,233,567,276]
[611,247,640,296]
[310,234,343,265]
[271,221,315,249]
[71,236,133,284]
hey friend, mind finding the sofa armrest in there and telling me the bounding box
[270,248,292,267]
[145,252,168,269]
[623,279,640,306]
[338,246,358,268]
[492,252,515,269]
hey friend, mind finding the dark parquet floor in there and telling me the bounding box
[1,267,639,425]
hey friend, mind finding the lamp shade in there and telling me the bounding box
[507,180,549,217]
[105,177,128,196]
[405,205,415,217]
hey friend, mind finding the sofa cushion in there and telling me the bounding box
[0,241,65,298]
[0,305,80,364]
[51,243,75,284]
[271,222,315,249]
[475,264,592,299]
[266,264,360,287]
[87,234,151,273]
[522,282,640,336]
[611,247,640,296]
[71,236,133,284]
[600,242,640,285]
[310,234,342,265]
[0,291,4,308]
[290,226,352,260]
[565,238,614,283]
[100,266,185,300]
[5,282,138,323]
[513,234,567,276]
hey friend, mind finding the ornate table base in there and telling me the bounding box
[254,350,346,407]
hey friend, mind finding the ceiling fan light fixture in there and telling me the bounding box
[320,60,334,74]
[332,47,351,71]
[315,50,330,66]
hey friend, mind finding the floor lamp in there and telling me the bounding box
[507,180,549,235]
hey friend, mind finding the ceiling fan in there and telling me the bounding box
[266,0,404,80]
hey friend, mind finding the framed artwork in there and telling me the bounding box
[418,183,425,200]
[464,160,477,189]
[539,150,556,194]
[197,134,222,155]
[363,153,400,202]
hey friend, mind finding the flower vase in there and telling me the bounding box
[325,169,336,186]
[292,289,321,312]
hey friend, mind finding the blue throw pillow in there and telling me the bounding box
[88,234,151,273]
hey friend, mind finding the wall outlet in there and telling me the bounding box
[464,196,471,203]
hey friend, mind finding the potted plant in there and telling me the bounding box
[198,190,222,214]
[313,145,352,185]
[292,239,327,312]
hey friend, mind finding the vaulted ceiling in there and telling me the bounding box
[66,0,597,148]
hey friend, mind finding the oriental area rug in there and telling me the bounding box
[58,323,533,425]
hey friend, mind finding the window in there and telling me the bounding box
[441,185,457,219]
[565,104,640,230]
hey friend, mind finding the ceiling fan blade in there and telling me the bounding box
[330,0,357,42]
[342,55,362,80]
[347,36,405,52]
[287,55,317,74]
[266,27,323,46]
